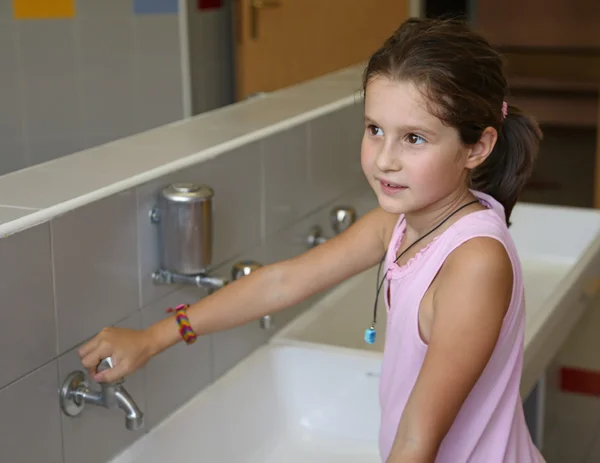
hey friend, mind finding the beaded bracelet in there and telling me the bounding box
[166,304,198,344]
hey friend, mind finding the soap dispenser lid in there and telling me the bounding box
[162,183,214,202]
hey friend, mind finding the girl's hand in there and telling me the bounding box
[78,327,155,383]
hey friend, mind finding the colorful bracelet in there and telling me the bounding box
[166,304,198,344]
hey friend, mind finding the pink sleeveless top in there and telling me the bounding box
[378,190,544,462]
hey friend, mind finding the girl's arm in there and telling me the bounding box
[386,237,513,463]
[79,206,399,383]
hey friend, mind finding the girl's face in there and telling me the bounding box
[361,77,471,215]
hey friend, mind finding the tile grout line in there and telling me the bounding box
[0,355,58,393]
[48,216,68,460]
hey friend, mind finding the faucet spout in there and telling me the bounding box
[193,274,228,291]
[115,388,144,431]
[152,268,228,292]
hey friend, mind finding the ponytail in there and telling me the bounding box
[470,104,543,225]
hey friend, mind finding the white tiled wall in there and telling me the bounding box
[0,1,236,176]
[0,224,55,390]
[52,191,139,354]
[0,101,369,463]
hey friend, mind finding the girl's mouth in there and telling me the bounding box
[379,180,407,195]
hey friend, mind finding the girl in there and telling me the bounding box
[79,17,544,462]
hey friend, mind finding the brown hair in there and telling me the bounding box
[362,17,542,224]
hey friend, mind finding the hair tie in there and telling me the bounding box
[501,101,508,120]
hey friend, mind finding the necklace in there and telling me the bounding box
[364,199,480,344]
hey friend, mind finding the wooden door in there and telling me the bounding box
[233,0,410,101]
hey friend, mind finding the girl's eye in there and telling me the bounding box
[407,133,425,145]
[368,125,383,137]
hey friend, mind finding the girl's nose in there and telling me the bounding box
[375,145,400,172]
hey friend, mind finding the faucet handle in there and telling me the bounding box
[230,260,274,331]
[231,260,263,281]
[330,206,357,235]
[97,357,123,385]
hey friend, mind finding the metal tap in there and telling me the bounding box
[152,268,228,292]
[231,260,274,330]
[307,206,357,248]
[59,357,144,431]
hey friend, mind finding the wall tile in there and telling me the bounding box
[0,361,63,463]
[210,247,269,380]
[195,143,264,266]
[76,0,133,18]
[256,184,374,334]
[77,19,135,146]
[132,15,183,133]
[0,223,56,389]
[307,103,364,211]
[261,123,311,236]
[53,190,139,353]
[0,3,13,19]
[136,142,262,307]
[59,311,146,463]
[259,202,347,332]
[18,21,83,165]
[141,287,212,428]
[0,21,27,173]
[0,138,27,175]
[134,0,178,15]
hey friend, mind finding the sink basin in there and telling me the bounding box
[274,201,600,396]
[109,344,383,463]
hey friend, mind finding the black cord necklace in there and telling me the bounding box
[364,199,480,344]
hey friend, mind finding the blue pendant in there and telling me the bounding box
[364,327,376,344]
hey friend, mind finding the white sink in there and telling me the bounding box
[109,344,383,463]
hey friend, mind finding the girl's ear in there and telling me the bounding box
[466,127,497,169]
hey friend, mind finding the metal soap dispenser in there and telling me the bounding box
[151,182,228,291]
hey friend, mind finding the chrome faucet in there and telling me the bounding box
[152,269,228,292]
[231,260,274,330]
[307,206,357,248]
[59,357,144,431]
